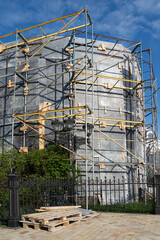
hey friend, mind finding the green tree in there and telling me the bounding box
[0,144,79,181]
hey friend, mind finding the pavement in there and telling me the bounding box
[0,212,160,239]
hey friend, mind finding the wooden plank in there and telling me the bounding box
[24,86,29,96]
[81,212,101,221]
[119,107,122,115]
[39,102,51,150]
[7,80,14,88]
[129,65,132,75]
[98,44,106,51]
[23,47,30,55]
[0,45,5,53]
[78,103,81,112]
[39,205,81,211]
[22,64,30,72]
[35,209,47,212]
[100,121,106,128]
[100,164,105,169]
[119,121,125,130]
[104,83,113,89]
[34,124,43,129]
[122,152,125,161]
[77,59,81,65]
[20,125,28,131]
[66,64,73,71]
[19,147,28,153]
[98,194,102,206]
[118,62,122,69]
[65,47,73,54]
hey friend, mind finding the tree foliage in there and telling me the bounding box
[0,144,79,181]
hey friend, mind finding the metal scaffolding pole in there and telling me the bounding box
[91,23,95,180]
[85,8,88,210]
[149,47,158,174]
[11,29,18,147]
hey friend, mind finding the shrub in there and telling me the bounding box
[0,144,79,181]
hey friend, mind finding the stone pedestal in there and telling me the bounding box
[8,174,20,227]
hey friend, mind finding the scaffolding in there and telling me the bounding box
[0,9,158,207]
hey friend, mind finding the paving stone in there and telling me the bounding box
[1,213,160,239]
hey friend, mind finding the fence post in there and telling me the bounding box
[155,174,160,214]
[8,173,20,227]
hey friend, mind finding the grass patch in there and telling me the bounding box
[90,201,155,214]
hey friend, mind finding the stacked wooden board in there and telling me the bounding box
[20,206,100,232]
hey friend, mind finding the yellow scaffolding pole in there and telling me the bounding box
[0,9,91,52]
[0,10,85,39]
[74,80,134,90]
[76,120,137,128]
[2,24,91,51]
[83,116,143,124]
[24,112,89,122]
[14,105,89,118]
[39,26,47,36]
[16,9,87,72]
[75,71,141,84]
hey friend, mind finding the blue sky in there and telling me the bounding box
[0,0,160,137]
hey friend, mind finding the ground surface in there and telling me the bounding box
[0,212,160,240]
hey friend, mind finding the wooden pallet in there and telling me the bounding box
[21,210,82,228]
[21,209,99,232]
[20,216,83,232]
[43,213,100,232]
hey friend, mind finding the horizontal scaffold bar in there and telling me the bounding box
[25,112,88,122]
[76,121,138,128]
[14,105,89,118]
[0,10,85,39]
[75,71,141,84]
[75,80,134,90]
[85,116,143,124]
[3,24,91,51]
[0,9,92,51]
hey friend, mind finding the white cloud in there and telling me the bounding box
[0,0,159,41]
[88,0,159,40]
[133,0,160,15]
[151,19,160,38]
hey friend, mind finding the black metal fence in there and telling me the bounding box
[77,177,156,214]
[19,176,76,215]
[0,174,157,226]
[0,174,77,226]
[0,182,9,224]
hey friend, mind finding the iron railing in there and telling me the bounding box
[0,174,157,226]
[19,176,76,215]
[0,182,9,224]
[77,177,156,214]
